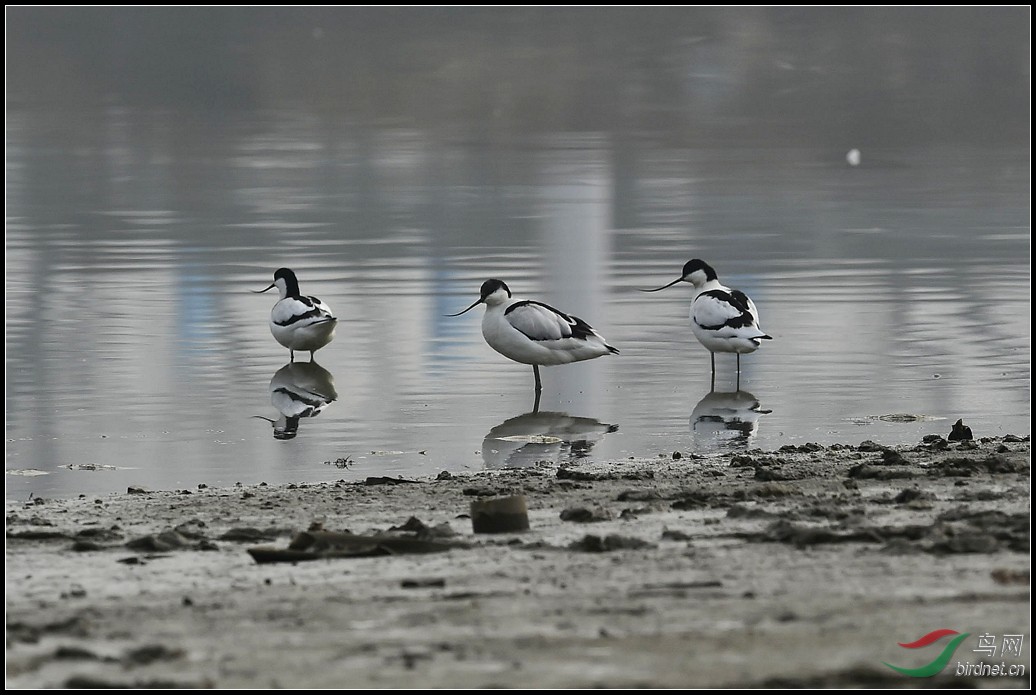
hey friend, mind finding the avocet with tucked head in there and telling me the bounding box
[254,268,337,362]
[642,259,771,389]
[448,279,618,409]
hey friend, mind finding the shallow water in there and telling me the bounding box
[6,9,1030,499]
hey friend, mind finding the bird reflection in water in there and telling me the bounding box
[255,361,338,440]
[482,411,618,469]
[690,390,770,451]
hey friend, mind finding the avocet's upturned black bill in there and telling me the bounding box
[447,279,619,411]
[254,268,337,362]
[641,259,771,390]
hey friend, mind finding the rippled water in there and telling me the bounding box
[6,9,1030,499]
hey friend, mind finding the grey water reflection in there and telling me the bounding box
[5,8,1030,499]
[482,411,618,469]
[690,390,771,452]
[257,362,338,440]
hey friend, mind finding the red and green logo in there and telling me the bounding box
[884,629,971,677]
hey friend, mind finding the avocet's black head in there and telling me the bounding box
[446,278,512,316]
[254,268,300,297]
[479,279,511,301]
[680,259,717,284]
[640,258,718,292]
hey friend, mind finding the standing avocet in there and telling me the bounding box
[447,279,618,411]
[254,268,337,362]
[642,259,771,389]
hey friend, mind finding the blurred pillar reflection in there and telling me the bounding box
[536,139,612,415]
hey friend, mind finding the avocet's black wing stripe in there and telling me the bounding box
[505,300,601,342]
[727,290,754,315]
[275,308,325,327]
[273,296,336,327]
[694,289,757,331]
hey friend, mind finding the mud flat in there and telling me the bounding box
[6,435,1030,688]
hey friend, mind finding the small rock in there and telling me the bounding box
[125,531,192,552]
[53,645,100,660]
[948,419,974,441]
[893,488,933,505]
[75,527,122,541]
[401,578,446,589]
[569,534,654,552]
[671,492,713,509]
[388,517,457,539]
[174,519,207,539]
[365,476,420,486]
[881,449,910,466]
[218,528,279,542]
[752,482,796,498]
[124,644,185,665]
[991,568,1029,586]
[616,489,662,502]
[753,467,798,482]
[559,506,613,523]
[462,487,499,497]
[556,468,602,481]
[848,463,915,480]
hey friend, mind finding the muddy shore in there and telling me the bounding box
[6,435,1030,688]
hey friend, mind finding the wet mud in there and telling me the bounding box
[6,435,1030,688]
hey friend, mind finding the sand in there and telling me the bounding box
[5,434,1030,688]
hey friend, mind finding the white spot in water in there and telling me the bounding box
[846,148,862,166]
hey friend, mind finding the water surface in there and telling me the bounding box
[6,8,1030,499]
